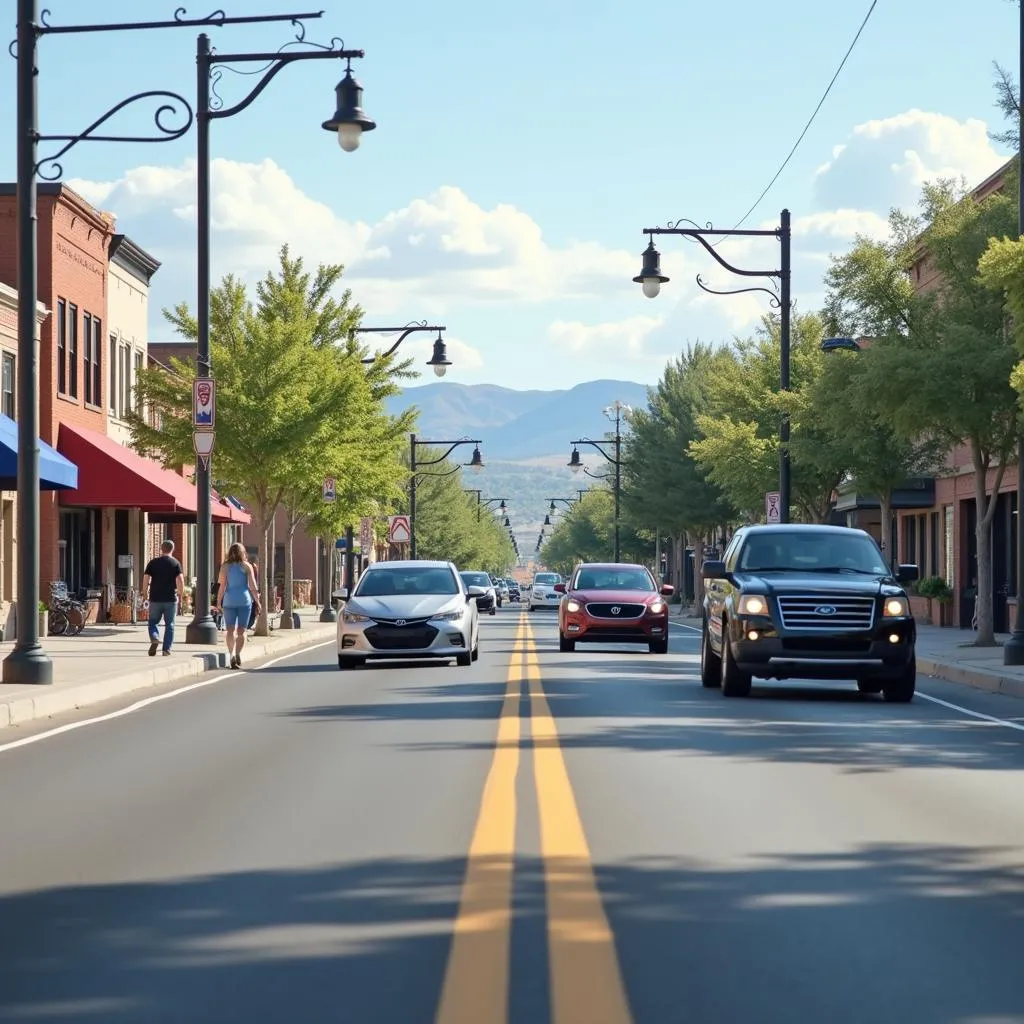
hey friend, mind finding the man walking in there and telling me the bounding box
[141,540,185,657]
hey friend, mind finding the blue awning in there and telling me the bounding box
[0,414,78,490]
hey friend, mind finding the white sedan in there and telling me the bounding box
[528,572,562,611]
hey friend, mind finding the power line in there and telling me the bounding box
[715,0,879,243]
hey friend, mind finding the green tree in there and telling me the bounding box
[621,345,735,598]
[541,489,653,574]
[792,348,945,561]
[252,248,411,624]
[130,257,397,634]
[833,178,1019,644]
[689,312,845,522]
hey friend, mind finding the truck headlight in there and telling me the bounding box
[737,595,769,616]
[883,597,910,617]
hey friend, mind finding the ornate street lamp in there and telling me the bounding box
[410,436,484,557]
[353,322,452,376]
[634,211,792,523]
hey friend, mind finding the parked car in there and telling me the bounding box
[700,524,918,700]
[460,570,497,615]
[528,572,562,611]
[557,563,673,653]
[335,560,483,669]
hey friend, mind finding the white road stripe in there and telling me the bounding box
[0,640,335,756]
[673,618,1024,734]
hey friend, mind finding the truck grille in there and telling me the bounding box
[364,624,439,650]
[585,602,645,619]
[776,594,875,632]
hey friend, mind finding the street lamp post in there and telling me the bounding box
[409,435,484,558]
[8,4,367,681]
[352,321,452,375]
[633,210,792,523]
[567,401,629,562]
[1005,0,1024,666]
[463,490,507,521]
[187,26,373,646]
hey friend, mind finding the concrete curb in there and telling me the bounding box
[917,657,1024,699]
[0,622,337,731]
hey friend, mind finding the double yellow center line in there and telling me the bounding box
[435,613,634,1024]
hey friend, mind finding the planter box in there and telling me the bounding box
[38,612,48,638]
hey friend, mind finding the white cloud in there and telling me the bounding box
[812,109,1007,214]
[68,160,637,319]
[546,315,667,357]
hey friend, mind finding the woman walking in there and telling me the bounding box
[214,542,261,669]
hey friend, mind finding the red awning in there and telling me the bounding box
[57,423,242,523]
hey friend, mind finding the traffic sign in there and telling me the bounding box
[335,537,348,550]
[323,476,336,502]
[388,514,411,545]
[765,491,781,524]
[193,431,215,473]
[193,378,215,427]
[360,516,373,553]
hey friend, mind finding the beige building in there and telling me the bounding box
[103,235,161,603]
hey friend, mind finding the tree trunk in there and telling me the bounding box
[878,493,893,570]
[278,508,303,630]
[691,531,706,611]
[253,504,273,638]
[972,441,1007,646]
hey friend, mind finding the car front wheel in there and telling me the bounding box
[559,633,575,652]
[720,630,752,697]
[882,654,916,703]
[700,625,721,688]
[649,639,669,654]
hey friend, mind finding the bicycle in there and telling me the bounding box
[47,582,87,636]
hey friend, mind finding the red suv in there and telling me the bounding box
[556,562,674,654]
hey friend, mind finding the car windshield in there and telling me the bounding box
[534,574,559,585]
[574,568,655,591]
[736,531,889,575]
[460,572,491,587]
[355,567,460,597]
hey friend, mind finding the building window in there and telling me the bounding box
[1,353,14,420]
[120,344,131,418]
[68,303,78,398]
[82,313,93,404]
[56,298,67,395]
[109,334,117,414]
[929,511,939,579]
[134,349,144,413]
[944,506,955,589]
[92,317,102,408]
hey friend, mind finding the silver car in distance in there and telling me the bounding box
[335,560,485,669]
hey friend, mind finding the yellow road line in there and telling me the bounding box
[523,616,634,1024]
[434,617,526,1024]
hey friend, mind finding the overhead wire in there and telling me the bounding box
[712,0,880,245]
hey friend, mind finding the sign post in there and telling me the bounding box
[388,514,411,546]
[322,476,336,502]
[765,491,781,524]
[193,430,215,473]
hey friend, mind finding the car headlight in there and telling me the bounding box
[737,595,769,616]
[883,596,910,617]
[433,608,465,622]
[648,600,666,614]
[342,609,370,623]
[566,599,581,613]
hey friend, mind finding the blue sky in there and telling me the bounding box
[2,0,1019,390]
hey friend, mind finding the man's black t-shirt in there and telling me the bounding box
[144,554,183,603]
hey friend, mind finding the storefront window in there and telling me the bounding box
[944,506,954,589]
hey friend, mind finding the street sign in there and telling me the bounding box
[335,537,348,550]
[765,491,781,524]
[193,431,215,473]
[388,514,411,545]
[193,378,215,427]
[323,476,336,502]
[360,516,373,553]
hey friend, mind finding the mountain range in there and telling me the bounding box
[384,379,651,460]
[384,380,652,557]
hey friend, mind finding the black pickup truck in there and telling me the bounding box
[700,524,918,702]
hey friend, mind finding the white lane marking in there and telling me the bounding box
[0,640,335,755]
[674,618,1024,734]
[916,692,1024,732]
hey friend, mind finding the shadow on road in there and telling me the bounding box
[1,846,1024,1022]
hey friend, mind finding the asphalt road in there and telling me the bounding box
[2,607,1024,1022]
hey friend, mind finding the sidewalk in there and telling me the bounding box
[0,607,336,730]
[670,608,1024,699]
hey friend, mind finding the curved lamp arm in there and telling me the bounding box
[414,464,463,480]
[571,437,620,465]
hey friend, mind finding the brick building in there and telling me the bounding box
[0,183,247,624]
